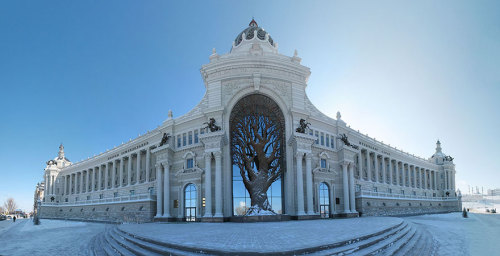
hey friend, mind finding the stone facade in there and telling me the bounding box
[35,19,461,223]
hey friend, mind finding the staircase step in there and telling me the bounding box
[115,228,195,256]
[373,225,418,256]
[104,229,136,256]
[352,223,414,256]
[392,228,423,256]
[91,233,109,256]
[309,222,409,255]
[109,228,162,256]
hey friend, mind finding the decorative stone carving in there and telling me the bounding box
[159,133,171,147]
[295,119,310,134]
[203,118,221,132]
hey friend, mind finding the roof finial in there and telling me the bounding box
[249,18,258,27]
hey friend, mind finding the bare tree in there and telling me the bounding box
[231,94,284,215]
[3,198,18,214]
[0,206,5,214]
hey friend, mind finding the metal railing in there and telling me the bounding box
[356,190,459,201]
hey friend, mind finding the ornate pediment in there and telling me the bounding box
[175,167,204,181]
[313,167,338,180]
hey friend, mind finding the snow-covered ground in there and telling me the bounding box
[0,219,109,256]
[0,213,498,255]
[405,212,500,256]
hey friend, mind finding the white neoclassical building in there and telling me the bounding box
[37,20,461,223]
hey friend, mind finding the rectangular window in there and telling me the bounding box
[86,195,90,200]
[320,132,324,145]
[188,131,193,145]
[75,197,79,201]
[200,128,205,134]
[130,190,135,196]
[326,134,330,147]
[373,187,378,192]
[401,190,405,195]
[187,158,194,169]
[388,188,392,194]
[65,198,68,202]
[148,187,154,195]
[413,191,416,196]
[183,133,187,146]
[113,192,118,198]
[177,135,181,148]
[355,184,361,192]
[315,131,319,144]
[331,137,335,148]
[194,130,199,143]
[320,159,327,169]
[99,194,104,199]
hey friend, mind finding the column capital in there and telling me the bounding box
[213,151,222,158]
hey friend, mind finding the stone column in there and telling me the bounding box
[382,157,386,184]
[136,151,141,184]
[434,171,438,190]
[402,163,406,187]
[98,166,102,191]
[155,164,163,217]
[417,167,421,188]
[296,152,305,215]
[92,167,97,191]
[127,156,132,185]
[389,160,393,185]
[214,152,223,218]
[112,160,117,188]
[366,152,372,181]
[342,162,350,213]
[80,172,84,194]
[305,154,314,215]
[424,169,428,190]
[69,174,73,194]
[44,174,48,195]
[104,163,109,190]
[359,152,364,180]
[163,162,171,218]
[145,148,150,182]
[395,161,400,186]
[203,153,212,218]
[85,170,89,192]
[120,158,124,187]
[349,164,356,213]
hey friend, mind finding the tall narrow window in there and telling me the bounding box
[186,158,194,169]
[321,159,327,169]
[188,131,193,145]
[183,133,187,146]
[326,134,330,147]
[331,136,335,148]
[177,135,181,148]
[194,130,199,143]
[320,132,324,145]
[315,131,319,144]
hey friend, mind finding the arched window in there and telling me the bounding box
[184,184,197,221]
[319,182,330,218]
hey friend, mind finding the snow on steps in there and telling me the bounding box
[90,220,435,256]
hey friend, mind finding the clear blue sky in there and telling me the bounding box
[1,1,499,211]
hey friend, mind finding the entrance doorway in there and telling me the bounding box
[319,182,330,218]
[184,183,197,221]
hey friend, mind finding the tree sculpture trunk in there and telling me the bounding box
[230,94,284,216]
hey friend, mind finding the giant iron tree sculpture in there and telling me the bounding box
[230,94,285,215]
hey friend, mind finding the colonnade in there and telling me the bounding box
[44,173,56,196]
[357,149,438,191]
[60,148,151,196]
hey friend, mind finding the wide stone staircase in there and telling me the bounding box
[89,220,436,256]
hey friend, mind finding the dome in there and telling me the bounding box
[234,19,274,47]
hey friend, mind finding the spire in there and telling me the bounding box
[58,143,65,159]
[435,140,442,154]
[249,18,258,27]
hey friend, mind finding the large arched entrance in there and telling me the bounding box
[230,94,286,216]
